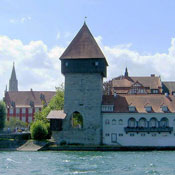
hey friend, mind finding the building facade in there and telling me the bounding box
[49,23,175,147]
[4,64,56,123]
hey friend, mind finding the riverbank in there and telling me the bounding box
[2,138,175,151]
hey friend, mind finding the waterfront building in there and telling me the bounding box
[47,22,175,147]
[4,64,56,123]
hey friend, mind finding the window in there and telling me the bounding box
[35,108,40,112]
[141,133,145,136]
[102,105,114,112]
[111,133,117,143]
[95,61,99,66]
[149,118,158,128]
[160,117,169,128]
[9,108,13,114]
[138,118,147,127]
[130,133,134,136]
[118,119,123,125]
[119,133,123,137]
[152,89,158,94]
[112,119,116,125]
[22,108,26,114]
[22,116,26,122]
[128,118,136,127]
[28,108,33,114]
[105,119,110,125]
[145,106,152,112]
[152,134,156,137]
[65,62,68,67]
[28,117,33,123]
[161,106,168,112]
[128,106,136,112]
[105,133,110,137]
[16,108,20,114]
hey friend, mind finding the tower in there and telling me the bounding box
[9,63,18,91]
[124,67,129,77]
[59,23,108,144]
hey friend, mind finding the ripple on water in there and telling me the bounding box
[1,151,175,175]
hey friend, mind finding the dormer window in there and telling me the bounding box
[161,106,168,112]
[102,105,114,112]
[129,106,136,112]
[152,89,158,94]
[145,106,152,112]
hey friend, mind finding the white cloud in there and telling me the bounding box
[1,35,175,99]
[95,36,175,81]
[0,36,64,99]
[9,16,31,24]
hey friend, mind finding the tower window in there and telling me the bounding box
[95,61,99,66]
[65,62,69,67]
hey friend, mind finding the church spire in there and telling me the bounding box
[9,62,18,91]
[124,67,129,77]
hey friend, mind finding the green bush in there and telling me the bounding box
[30,120,48,140]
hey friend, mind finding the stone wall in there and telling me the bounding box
[53,73,103,145]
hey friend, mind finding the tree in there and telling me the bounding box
[0,101,6,131]
[31,85,64,139]
[34,86,64,124]
[5,118,27,131]
[30,120,48,140]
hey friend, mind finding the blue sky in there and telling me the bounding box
[1,0,175,98]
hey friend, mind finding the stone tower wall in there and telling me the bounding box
[53,73,103,145]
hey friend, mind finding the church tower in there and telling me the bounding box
[9,63,18,91]
[59,23,108,145]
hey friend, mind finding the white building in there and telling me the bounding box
[102,94,175,147]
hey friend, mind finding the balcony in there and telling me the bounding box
[124,127,173,133]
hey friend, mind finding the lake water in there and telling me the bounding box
[0,151,175,175]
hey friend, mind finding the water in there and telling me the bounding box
[0,151,175,175]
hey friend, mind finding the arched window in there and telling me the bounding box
[105,119,110,125]
[160,117,169,128]
[112,119,116,125]
[138,118,147,127]
[71,111,83,129]
[149,118,158,128]
[118,119,123,125]
[128,118,136,127]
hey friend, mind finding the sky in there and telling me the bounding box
[1,0,175,98]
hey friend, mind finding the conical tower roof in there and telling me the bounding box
[60,23,106,60]
[10,63,17,80]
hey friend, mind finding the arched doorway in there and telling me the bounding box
[71,111,83,129]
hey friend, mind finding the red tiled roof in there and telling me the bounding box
[102,94,175,113]
[4,91,56,108]
[112,76,161,89]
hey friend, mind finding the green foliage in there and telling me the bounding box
[30,120,48,140]
[32,85,64,139]
[0,101,6,131]
[34,86,64,124]
[5,118,27,131]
